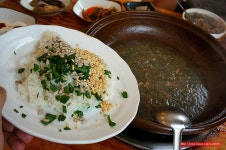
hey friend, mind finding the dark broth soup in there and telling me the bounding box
[111,40,208,121]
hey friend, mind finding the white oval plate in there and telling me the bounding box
[73,0,121,21]
[0,7,36,35]
[0,25,140,144]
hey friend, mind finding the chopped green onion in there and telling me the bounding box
[21,113,27,118]
[41,113,57,126]
[62,105,67,113]
[85,91,91,99]
[55,95,70,104]
[58,115,66,121]
[122,91,128,98]
[18,68,25,74]
[64,84,74,93]
[37,53,48,62]
[50,82,58,92]
[41,80,48,90]
[104,70,111,78]
[95,104,101,108]
[45,73,51,81]
[33,63,39,72]
[60,95,70,104]
[94,93,102,101]
[39,67,49,76]
[13,109,19,113]
[75,89,82,96]
[67,53,76,60]
[107,115,116,127]
[73,110,83,118]
[64,126,71,130]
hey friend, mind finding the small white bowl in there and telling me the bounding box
[182,8,226,39]
[73,0,121,22]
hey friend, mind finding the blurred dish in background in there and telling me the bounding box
[20,0,71,16]
[82,6,117,22]
[182,8,226,39]
[0,7,36,35]
[123,2,156,11]
[176,0,226,21]
[73,0,121,22]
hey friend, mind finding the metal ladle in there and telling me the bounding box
[154,108,191,150]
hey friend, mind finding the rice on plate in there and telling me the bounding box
[17,31,118,129]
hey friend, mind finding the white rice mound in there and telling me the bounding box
[17,31,113,126]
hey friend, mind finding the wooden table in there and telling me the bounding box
[1,0,226,149]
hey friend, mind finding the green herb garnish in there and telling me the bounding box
[107,115,116,127]
[64,126,71,130]
[41,113,57,126]
[95,104,101,108]
[55,95,70,104]
[62,105,67,113]
[122,91,128,98]
[58,115,66,121]
[18,68,25,74]
[33,63,39,72]
[41,80,49,90]
[64,84,74,93]
[37,53,48,62]
[104,70,111,78]
[94,93,102,101]
[75,89,82,96]
[85,91,91,99]
[21,113,27,118]
[13,109,19,113]
[73,110,83,118]
[50,82,58,92]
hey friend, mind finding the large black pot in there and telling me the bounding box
[86,11,226,135]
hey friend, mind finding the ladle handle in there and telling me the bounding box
[172,124,185,150]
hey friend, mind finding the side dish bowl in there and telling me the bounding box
[73,0,121,22]
[182,8,226,39]
[20,0,71,16]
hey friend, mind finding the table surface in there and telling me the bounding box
[1,0,226,150]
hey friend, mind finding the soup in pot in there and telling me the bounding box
[111,39,208,121]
